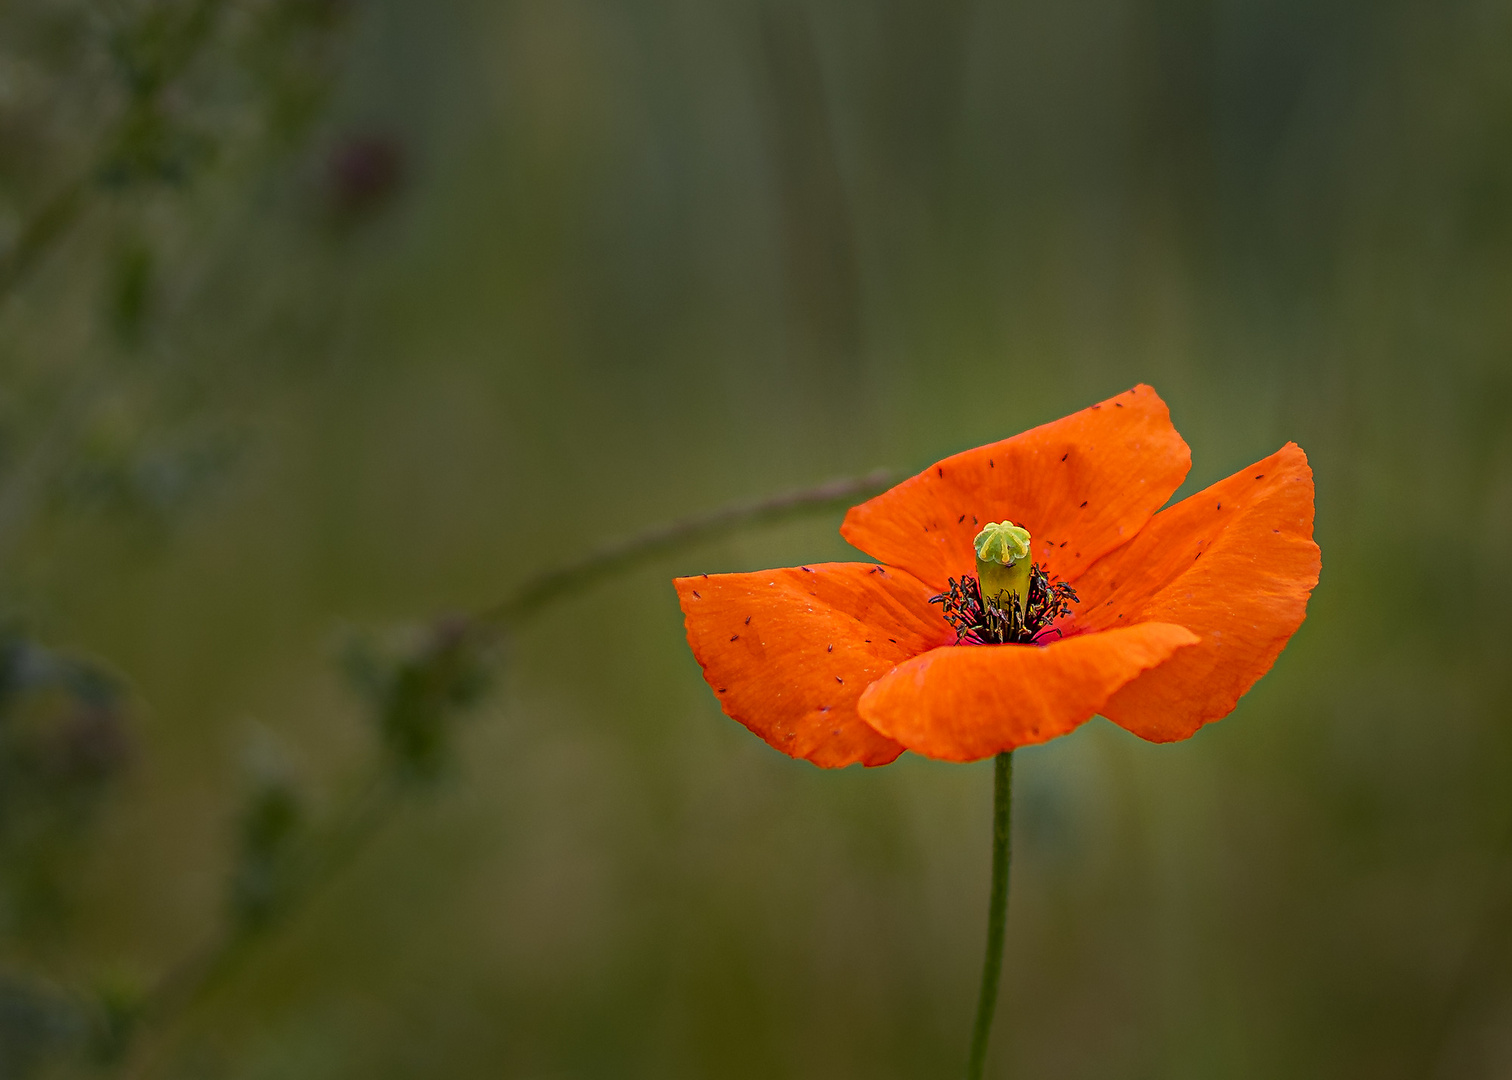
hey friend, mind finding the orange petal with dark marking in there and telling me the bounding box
[856,622,1200,762]
[840,385,1191,591]
[674,563,951,767]
[1072,443,1320,742]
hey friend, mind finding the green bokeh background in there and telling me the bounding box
[3,0,1511,1077]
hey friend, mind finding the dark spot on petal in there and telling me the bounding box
[1255,474,1265,480]
[1079,501,1088,508]
[1195,552,1201,559]
[989,459,995,468]
[937,467,944,477]
[692,591,701,598]
[1059,541,1067,547]
[801,566,813,573]
[745,615,751,625]
[827,644,834,652]
[1092,404,1101,409]
[1060,453,1068,462]
[864,639,871,643]
[1217,503,1222,510]
[835,676,844,684]
[972,516,979,525]
[958,514,966,523]
[730,634,739,641]
[718,688,727,693]
[1114,402,1123,408]
[821,706,831,713]
[888,638,896,643]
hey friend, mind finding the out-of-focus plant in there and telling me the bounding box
[0,0,360,296]
[0,630,130,937]
[0,1,378,1074]
[227,741,306,934]
[0,968,150,1077]
[0,973,84,1079]
[0,0,375,561]
[0,628,133,1077]
[0,16,894,1056]
[343,617,496,783]
[101,472,895,1078]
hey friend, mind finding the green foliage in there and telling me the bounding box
[85,972,147,1068]
[108,241,155,348]
[0,0,364,558]
[343,619,495,782]
[0,974,83,1080]
[0,631,128,936]
[0,969,149,1076]
[228,765,305,934]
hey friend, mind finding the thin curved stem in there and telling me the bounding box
[476,468,895,627]
[120,468,896,1077]
[966,750,1013,1079]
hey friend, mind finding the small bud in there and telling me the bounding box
[974,521,1032,615]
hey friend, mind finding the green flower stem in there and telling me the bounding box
[966,750,1014,1080]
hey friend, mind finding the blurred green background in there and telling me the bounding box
[2,0,1510,1077]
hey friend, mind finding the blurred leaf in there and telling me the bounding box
[229,766,305,933]
[342,618,494,782]
[0,973,86,1079]
[0,631,130,936]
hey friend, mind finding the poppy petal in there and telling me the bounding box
[855,622,1200,762]
[674,563,951,767]
[1072,443,1320,741]
[840,385,1191,591]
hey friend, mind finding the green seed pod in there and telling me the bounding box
[974,521,1032,615]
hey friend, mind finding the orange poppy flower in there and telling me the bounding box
[674,385,1320,766]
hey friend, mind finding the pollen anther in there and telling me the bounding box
[931,562,1078,646]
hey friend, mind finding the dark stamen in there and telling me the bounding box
[929,564,1078,646]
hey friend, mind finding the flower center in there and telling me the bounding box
[973,521,1032,611]
[930,521,1079,645]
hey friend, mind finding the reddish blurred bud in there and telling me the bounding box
[326,134,404,219]
[47,705,132,785]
